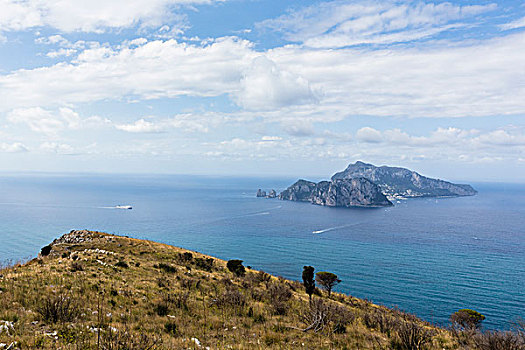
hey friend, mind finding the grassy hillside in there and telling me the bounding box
[0,230,522,349]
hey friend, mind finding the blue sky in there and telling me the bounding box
[0,0,524,181]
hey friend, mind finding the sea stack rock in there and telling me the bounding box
[256,189,267,197]
[268,189,277,198]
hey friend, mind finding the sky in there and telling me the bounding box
[0,0,524,182]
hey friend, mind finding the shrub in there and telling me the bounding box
[70,261,83,272]
[227,259,245,277]
[302,266,315,303]
[178,252,193,263]
[315,271,341,296]
[194,257,214,272]
[154,303,169,316]
[213,287,245,308]
[450,309,485,330]
[157,263,177,274]
[363,309,397,335]
[164,322,178,336]
[391,318,434,350]
[41,245,52,256]
[474,330,525,350]
[115,261,129,268]
[267,283,293,315]
[37,294,80,323]
[298,298,354,333]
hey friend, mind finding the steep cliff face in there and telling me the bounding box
[279,178,392,207]
[332,161,477,198]
[279,179,317,202]
[311,178,392,207]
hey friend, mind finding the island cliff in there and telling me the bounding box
[332,161,477,199]
[279,178,392,207]
[277,161,476,208]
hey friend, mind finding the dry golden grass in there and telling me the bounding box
[0,230,482,349]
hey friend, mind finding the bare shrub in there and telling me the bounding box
[362,309,397,335]
[37,294,81,323]
[213,287,246,308]
[391,317,434,350]
[266,282,292,315]
[164,292,189,311]
[100,327,162,350]
[70,261,84,272]
[474,330,525,350]
[296,298,354,333]
[246,270,271,286]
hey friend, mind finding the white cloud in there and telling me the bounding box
[281,120,316,137]
[267,31,525,119]
[235,56,318,110]
[2,31,524,121]
[0,142,28,153]
[356,127,383,143]
[260,1,497,48]
[261,136,282,141]
[40,142,76,155]
[0,37,255,111]
[6,107,107,134]
[0,0,223,34]
[499,16,525,31]
[115,118,164,133]
[115,113,220,133]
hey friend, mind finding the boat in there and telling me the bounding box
[114,205,132,210]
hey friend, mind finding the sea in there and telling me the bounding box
[0,173,523,330]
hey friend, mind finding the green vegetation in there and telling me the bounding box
[226,259,246,277]
[315,271,341,296]
[450,309,486,330]
[0,230,523,349]
[302,266,315,304]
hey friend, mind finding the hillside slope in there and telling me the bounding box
[0,230,517,349]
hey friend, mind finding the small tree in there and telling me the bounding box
[227,259,246,277]
[302,266,315,304]
[450,309,485,330]
[315,271,341,296]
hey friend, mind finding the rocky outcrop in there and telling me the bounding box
[332,161,477,199]
[311,178,392,207]
[279,178,392,207]
[279,180,317,202]
[257,189,277,198]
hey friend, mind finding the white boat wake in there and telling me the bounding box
[312,223,358,234]
[99,205,132,210]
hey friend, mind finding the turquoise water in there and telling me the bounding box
[0,174,523,330]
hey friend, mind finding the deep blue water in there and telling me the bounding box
[0,174,523,330]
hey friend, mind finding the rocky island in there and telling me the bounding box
[279,178,392,207]
[274,161,476,208]
[332,161,477,200]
